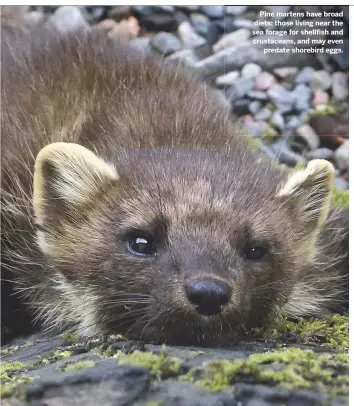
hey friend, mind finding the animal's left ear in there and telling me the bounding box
[276,159,335,230]
[33,142,119,227]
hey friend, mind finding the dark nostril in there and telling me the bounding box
[186,279,232,316]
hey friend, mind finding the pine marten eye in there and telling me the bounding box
[126,233,157,257]
[243,242,269,261]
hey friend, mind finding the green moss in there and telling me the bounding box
[1,361,26,376]
[265,102,276,112]
[144,402,166,406]
[60,332,78,345]
[51,350,72,360]
[117,351,181,380]
[263,124,278,139]
[332,189,349,209]
[263,315,349,352]
[181,348,348,396]
[245,136,262,150]
[188,350,206,357]
[0,342,34,357]
[0,349,15,357]
[0,361,32,399]
[61,360,95,372]
[313,105,337,116]
[32,349,73,368]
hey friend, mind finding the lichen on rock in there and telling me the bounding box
[262,314,349,353]
[117,350,182,380]
[181,347,348,397]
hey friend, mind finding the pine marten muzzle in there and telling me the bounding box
[1,10,348,346]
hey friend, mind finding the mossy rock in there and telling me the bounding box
[262,314,349,352]
[0,361,32,399]
[181,347,348,397]
[60,360,96,372]
[117,350,182,380]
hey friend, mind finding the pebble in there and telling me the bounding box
[226,6,248,15]
[273,67,299,82]
[215,71,240,87]
[108,6,131,21]
[269,139,307,166]
[334,177,349,190]
[178,21,206,49]
[295,66,315,84]
[332,72,348,101]
[312,90,329,106]
[213,16,234,33]
[213,29,251,52]
[267,85,295,113]
[232,19,255,30]
[255,72,276,91]
[314,104,329,114]
[200,6,225,19]
[130,37,152,55]
[195,37,316,78]
[249,101,262,115]
[299,111,310,124]
[151,32,182,56]
[271,111,285,131]
[131,5,153,16]
[152,5,175,13]
[334,140,349,171]
[167,49,199,68]
[228,77,254,102]
[243,118,268,138]
[241,63,262,79]
[176,6,199,12]
[139,12,178,31]
[259,144,278,160]
[190,13,210,37]
[105,17,140,41]
[286,116,302,129]
[248,91,268,100]
[310,70,332,91]
[292,84,311,112]
[232,99,251,115]
[255,108,272,121]
[306,148,334,160]
[48,6,89,33]
[295,124,320,150]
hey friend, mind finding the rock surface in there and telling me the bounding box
[1,314,349,406]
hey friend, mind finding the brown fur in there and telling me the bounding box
[1,11,348,346]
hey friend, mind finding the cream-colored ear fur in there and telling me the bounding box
[33,142,118,225]
[276,159,334,229]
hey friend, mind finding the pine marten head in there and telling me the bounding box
[32,142,334,345]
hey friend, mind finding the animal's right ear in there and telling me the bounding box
[33,142,118,227]
[276,159,334,231]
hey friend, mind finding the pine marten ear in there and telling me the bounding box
[276,159,334,230]
[33,142,118,226]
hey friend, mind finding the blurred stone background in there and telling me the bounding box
[26,5,349,190]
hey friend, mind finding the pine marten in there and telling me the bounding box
[1,9,348,346]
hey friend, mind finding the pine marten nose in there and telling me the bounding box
[186,279,232,315]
